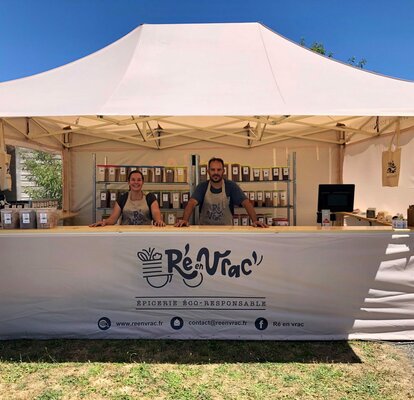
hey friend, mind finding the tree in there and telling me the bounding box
[300,38,366,68]
[21,149,62,206]
[347,56,367,69]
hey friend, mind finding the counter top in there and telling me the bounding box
[0,225,397,235]
[337,212,392,226]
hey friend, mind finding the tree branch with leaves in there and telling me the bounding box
[300,38,366,68]
[21,150,62,207]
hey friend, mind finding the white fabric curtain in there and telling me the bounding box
[343,129,414,217]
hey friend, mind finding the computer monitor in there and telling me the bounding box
[317,184,355,213]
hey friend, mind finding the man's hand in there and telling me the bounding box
[153,220,166,227]
[175,219,189,227]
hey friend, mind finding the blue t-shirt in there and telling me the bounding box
[191,179,247,214]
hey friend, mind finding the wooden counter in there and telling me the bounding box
[0,224,395,234]
[337,212,392,227]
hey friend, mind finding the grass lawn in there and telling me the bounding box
[0,340,413,399]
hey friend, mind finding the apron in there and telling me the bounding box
[199,181,233,225]
[121,193,152,225]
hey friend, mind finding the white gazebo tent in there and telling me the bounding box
[1,22,414,224]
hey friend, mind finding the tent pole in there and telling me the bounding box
[339,143,344,184]
[62,147,71,212]
[337,126,346,184]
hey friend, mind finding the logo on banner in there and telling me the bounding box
[137,244,263,289]
[170,317,184,330]
[97,317,111,331]
[255,317,268,331]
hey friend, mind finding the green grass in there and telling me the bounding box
[0,340,412,399]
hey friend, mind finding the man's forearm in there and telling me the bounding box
[242,199,258,223]
[181,198,198,223]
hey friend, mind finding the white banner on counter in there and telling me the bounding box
[0,231,413,340]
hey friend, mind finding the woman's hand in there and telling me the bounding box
[89,220,107,227]
[153,220,166,227]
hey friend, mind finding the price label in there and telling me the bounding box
[40,213,48,223]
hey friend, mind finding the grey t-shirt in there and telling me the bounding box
[191,179,247,214]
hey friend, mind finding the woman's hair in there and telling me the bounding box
[127,169,144,181]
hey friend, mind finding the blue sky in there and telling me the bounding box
[1,0,414,82]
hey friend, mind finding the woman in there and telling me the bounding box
[91,170,165,227]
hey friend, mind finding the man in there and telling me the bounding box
[175,157,267,227]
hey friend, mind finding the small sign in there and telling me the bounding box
[22,213,30,224]
[321,209,331,227]
[40,213,48,224]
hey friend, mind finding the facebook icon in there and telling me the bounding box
[254,317,268,331]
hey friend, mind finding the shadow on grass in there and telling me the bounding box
[0,340,361,364]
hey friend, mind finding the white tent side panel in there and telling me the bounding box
[343,129,414,216]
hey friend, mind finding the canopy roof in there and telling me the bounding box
[1,22,414,150]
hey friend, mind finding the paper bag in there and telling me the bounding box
[382,121,401,187]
